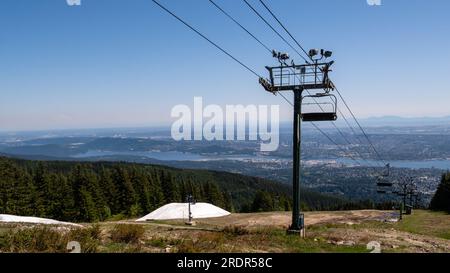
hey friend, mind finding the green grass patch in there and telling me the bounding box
[267,229,369,253]
[396,210,450,240]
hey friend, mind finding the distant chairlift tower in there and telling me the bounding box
[185,194,196,226]
[259,49,337,235]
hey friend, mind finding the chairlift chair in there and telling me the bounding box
[377,181,393,187]
[376,163,393,187]
[377,176,393,187]
[301,93,338,122]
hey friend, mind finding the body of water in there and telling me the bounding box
[336,158,450,170]
[72,150,207,161]
[73,150,450,169]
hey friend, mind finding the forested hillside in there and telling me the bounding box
[0,157,393,223]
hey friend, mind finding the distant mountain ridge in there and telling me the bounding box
[357,115,450,127]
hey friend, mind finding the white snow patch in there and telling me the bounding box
[136,202,230,221]
[0,214,82,227]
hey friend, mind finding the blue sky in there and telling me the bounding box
[1,0,449,131]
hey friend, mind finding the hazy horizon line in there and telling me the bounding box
[2,114,450,134]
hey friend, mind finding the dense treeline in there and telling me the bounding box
[0,157,397,222]
[430,172,450,213]
[0,157,239,222]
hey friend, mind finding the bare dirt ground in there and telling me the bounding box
[2,210,448,253]
[191,210,394,229]
[125,210,450,253]
[358,228,450,253]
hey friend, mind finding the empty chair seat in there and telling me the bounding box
[301,112,337,122]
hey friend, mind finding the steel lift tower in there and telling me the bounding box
[260,49,337,235]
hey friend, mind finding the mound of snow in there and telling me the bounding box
[0,214,82,227]
[136,202,230,221]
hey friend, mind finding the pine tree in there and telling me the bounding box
[1,161,34,215]
[251,191,274,212]
[32,163,49,217]
[148,170,165,210]
[179,180,187,203]
[46,173,65,219]
[70,164,105,221]
[44,174,75,221]
[58,174,76,221]
[85,166,108,220]
[130,167,150,215]
[204,182,224,207]
[0,159,17,214]
[98,167,117,215]
[79,188,99,222]
[430,173,450,213]
[222,190,234,212]
[161,171,180,203]
[112,166,137,215]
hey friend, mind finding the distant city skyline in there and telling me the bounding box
[1,0,450,131]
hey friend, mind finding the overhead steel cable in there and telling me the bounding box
[303,88,374,165]
[337,108,381,166]
[208,0,272,53]
[153,0,368,169]
[242,0,309,63]
[277,93,362,166]
[151,0,262,79]
[239,0,372,164]
[281,87,369,167]
[303,88,375,165]
[337,108,383,168]
[258,0,311,61]
[334,87,387,165]
[339,109,362,140]
[255,0,373,160]
[209,0,370,166]
[311,123,363,166]
[255,0,387,167]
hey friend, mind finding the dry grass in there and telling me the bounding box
[1,210,448,253]
[0,224,100,253]
[110,224,145,244]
